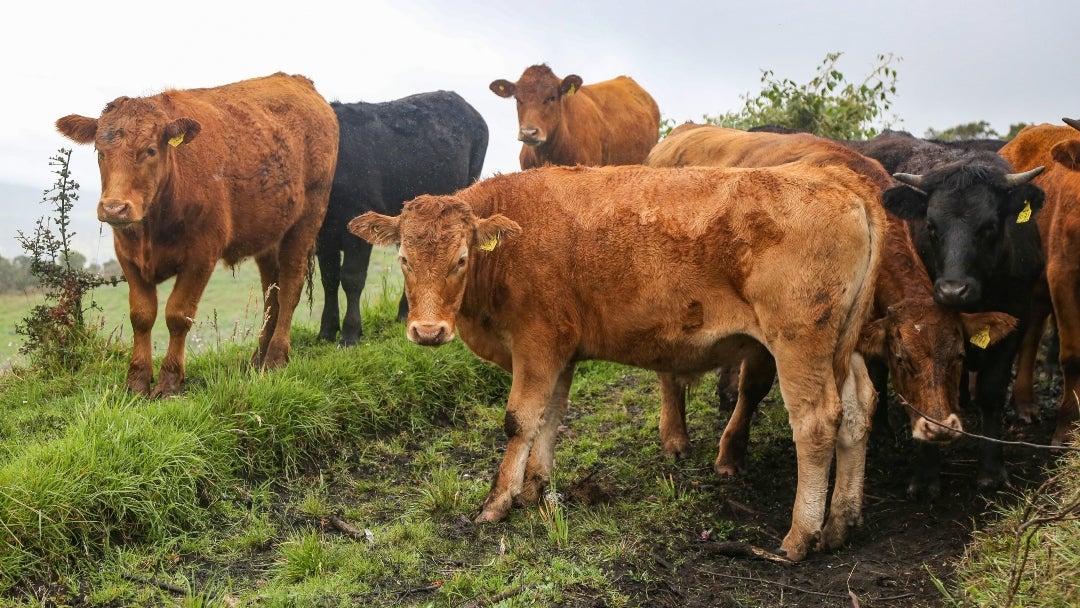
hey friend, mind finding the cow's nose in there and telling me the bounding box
[409,321,452,346]
[934,280,974,306]
[98,199,131,223]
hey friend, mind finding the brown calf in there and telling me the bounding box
[350,163,884,561]
[56,72,338,396]
[490,64,660,169]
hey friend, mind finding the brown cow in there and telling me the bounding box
[489,64,660,169]
[1001,118,1080,446]
[349,163,885,561]
[645,125,1016,494]
[55,72,338,397]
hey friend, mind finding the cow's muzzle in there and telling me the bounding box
[912,412,963,443]
[408,321,454,346]
[518,127,544,146]
[98,199,137,225]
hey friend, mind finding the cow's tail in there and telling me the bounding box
[832,190,886,391]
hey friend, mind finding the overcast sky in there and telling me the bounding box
[3,0,1079,262]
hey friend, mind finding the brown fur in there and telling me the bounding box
[349,163,885,561]
[1001,122,1080,445]
[55,72,339,396]
[645,125,1016,460]
[490,64,660,169]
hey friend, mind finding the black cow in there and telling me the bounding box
[317,91,488,345]
[846,130,1045,493]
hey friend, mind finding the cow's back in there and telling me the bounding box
[648,125,893,190]
[323,92,488,244]
[573,76,660,165]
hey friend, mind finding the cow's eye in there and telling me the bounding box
[977,224,995,240]
[399,256,411,273]
[926,223,938,238]
[545,95,557,104]
[146,146,156,157]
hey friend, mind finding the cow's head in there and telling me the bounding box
[348,194,521,346]
[882,159,1044,308]
[490,64,582,147]
[56,96,201,226]
[859,299,1016,442]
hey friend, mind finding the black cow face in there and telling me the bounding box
[883,171,1044,309]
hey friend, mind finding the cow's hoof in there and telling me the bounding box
[777,535,812,562]
[976,468,1009,491]
[660,438,690,460]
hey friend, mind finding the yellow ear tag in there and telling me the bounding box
[168,133,185,147]
[566,84,576,96]
[970,327,991,349]
[1016,200,1032,223]
[478,233,499,251]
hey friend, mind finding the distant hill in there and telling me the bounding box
[0,180,114,265]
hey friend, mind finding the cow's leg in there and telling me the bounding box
[123,268,158,396]
[908,441,943,499]
[772,355,842,562]
[1049,266,1080,446]
[316,238,342,343]
[262,210,323,369]
[477,349,566,523]
[1011,288,1051,423]
[715,348,776,476]
[519,363,577,505]
[658,372,691,459]
[975,346,1016,489]
[715,364,741,412]
[252,252,281,367]
[152,262,214,397]
[338,236,374,347]
[820,353,875,551]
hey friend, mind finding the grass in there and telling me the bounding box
[949,448,1080,607]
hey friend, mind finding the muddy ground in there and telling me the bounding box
[599,375,1066,608]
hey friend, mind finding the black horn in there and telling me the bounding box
[892,172,925,188]
[1004,166,1045,187]
[1063,117,1080,132]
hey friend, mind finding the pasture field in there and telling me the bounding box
[0,247,401,368]
[0,253,1076,607]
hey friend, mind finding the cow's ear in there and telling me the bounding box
[490,80,516,98]
[474,214,522,252]
[959,311,1017,349]
[1005,183,1045,219]
[856,318,887,359]
[560,75,583,97]
[55,114,98,144]
[1051,140,1080,171]
[349,212,401,246]
[164,118,201,147]
[881,185,929,221]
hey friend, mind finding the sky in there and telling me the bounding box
[3,0,1079,263]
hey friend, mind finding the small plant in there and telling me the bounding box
[537,486,569,548]
[15,148,122,370]
[657,472,679,501]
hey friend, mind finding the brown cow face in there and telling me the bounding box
[490,65,583,147]
[348,195,521,346]
[56,97,201,226]
[860,299,1016,443]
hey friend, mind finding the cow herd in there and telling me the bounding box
[55,67,1080,561]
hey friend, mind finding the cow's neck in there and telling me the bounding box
[874,214,934,309]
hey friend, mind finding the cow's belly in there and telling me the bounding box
[599,331,765,374]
